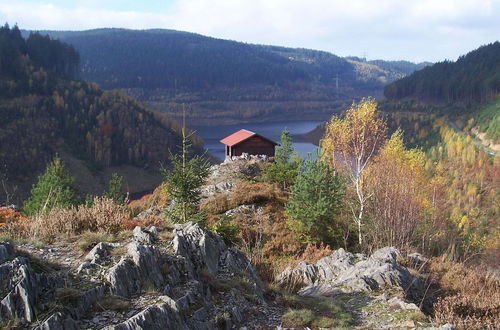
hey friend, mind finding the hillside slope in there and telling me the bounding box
[384,42,500,107]
[38,28,428,124]
[0,25,201,204]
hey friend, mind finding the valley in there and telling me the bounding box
[0,17,498,330]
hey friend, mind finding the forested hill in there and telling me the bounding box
[0,25,200,204]
[384,42,500,106]
[37,28,428,124]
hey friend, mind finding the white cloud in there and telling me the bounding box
[0,0,498,62]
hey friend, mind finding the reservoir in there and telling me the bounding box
[193,121,321,162]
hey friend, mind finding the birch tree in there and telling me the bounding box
[320,98,387,245]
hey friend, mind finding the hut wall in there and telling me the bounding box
[232,136,275,157]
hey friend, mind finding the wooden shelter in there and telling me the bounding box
[220,129,277,158]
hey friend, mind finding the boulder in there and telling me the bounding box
[278,247,423,299]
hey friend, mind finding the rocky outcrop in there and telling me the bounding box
[278,247,423,300]
[1,221,266,328]
[104,299,188,330]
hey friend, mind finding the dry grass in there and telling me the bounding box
[3,197,130,242]
[200,193,231,214]
[94,295,131,312]
[298,243,334,264]
[427,258,500,329]
[201,182,284,215]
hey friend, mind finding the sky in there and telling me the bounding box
[0,0,499,63]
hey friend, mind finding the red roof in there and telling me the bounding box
[220,129,256,146]
[220,129,277,146]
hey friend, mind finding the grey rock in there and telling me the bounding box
[388,296,420,310]
[106,242,166,297]
[107,257,140,297]
[222,248,264,296]
[68,285,106,319]
[104,303,188,330]
[158,295,179,311]
[85,242,112,264]
[76,261,92,275]
[298,284,348,297]
[276,261,319,290]
[128,242,164,288]
[316,248,355,281]
[0,242,14,263]
[133,226,156,244]
[420,324,456,330]
[36,312,79,330]
[191,307,207,321]
[172,222,226,276]
[0,258,39,322]
[231,306,243,324]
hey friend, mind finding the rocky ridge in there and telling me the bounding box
[0,157,457,329]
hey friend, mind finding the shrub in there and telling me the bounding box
[428,259,500,329]
[211,215,240,246]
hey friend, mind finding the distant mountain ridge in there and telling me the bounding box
[33,28,429,124]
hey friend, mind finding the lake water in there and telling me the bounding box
[192,121,321,162]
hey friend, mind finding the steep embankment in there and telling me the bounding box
[37,28,428,125]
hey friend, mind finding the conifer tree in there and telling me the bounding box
[285,157,344,245]
[162,108,210,223]
[24,157,78,216]
[105,172,126,205]
[264,129,301,189]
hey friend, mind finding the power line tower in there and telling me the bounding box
[335,73,339,97]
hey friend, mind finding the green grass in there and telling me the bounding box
[474,99,500,143]
[77,231,116,252]
[280,293,354,328]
